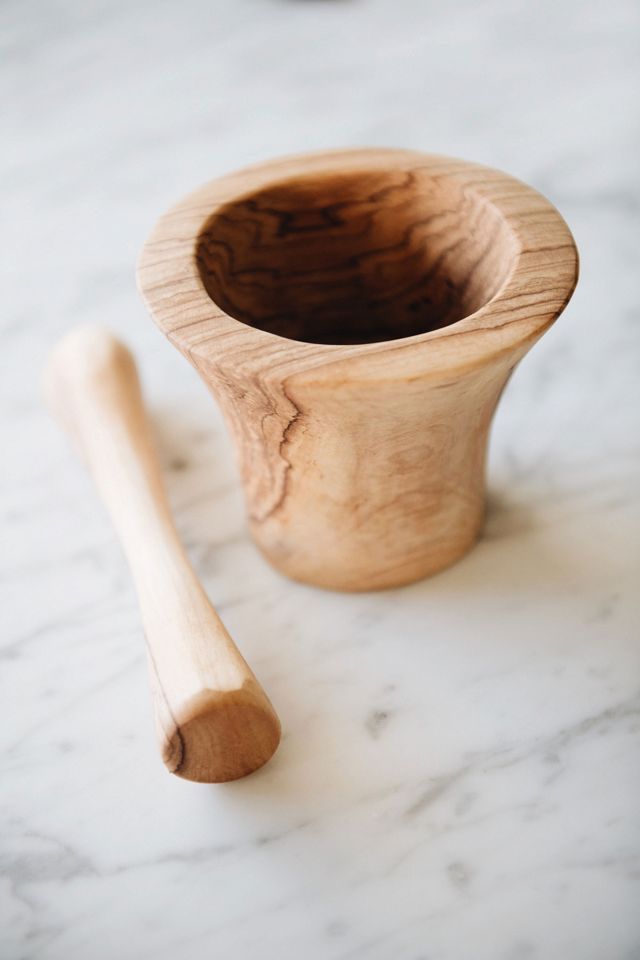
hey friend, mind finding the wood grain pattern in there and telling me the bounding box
[138,148,578,591]
[44,328,281,781]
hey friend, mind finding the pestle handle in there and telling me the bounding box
[44,327,280,783]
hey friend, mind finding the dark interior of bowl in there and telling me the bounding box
[195,167,518,345]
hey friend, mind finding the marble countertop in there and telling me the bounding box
[3,0,639,957]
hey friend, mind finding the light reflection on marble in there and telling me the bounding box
[2,0,639,957]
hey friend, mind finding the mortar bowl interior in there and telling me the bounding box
[195,166,520,346]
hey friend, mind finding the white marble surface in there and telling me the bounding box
[2,0,639,957]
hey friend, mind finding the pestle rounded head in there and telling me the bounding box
[161,684,282,784]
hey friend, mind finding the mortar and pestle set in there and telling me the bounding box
[45,148,578,783]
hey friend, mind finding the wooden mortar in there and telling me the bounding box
[138,148,578,591]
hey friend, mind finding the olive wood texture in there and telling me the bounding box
[138,148,578,591]
[44,328,281,782]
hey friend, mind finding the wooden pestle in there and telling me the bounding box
[44,327,281,783]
